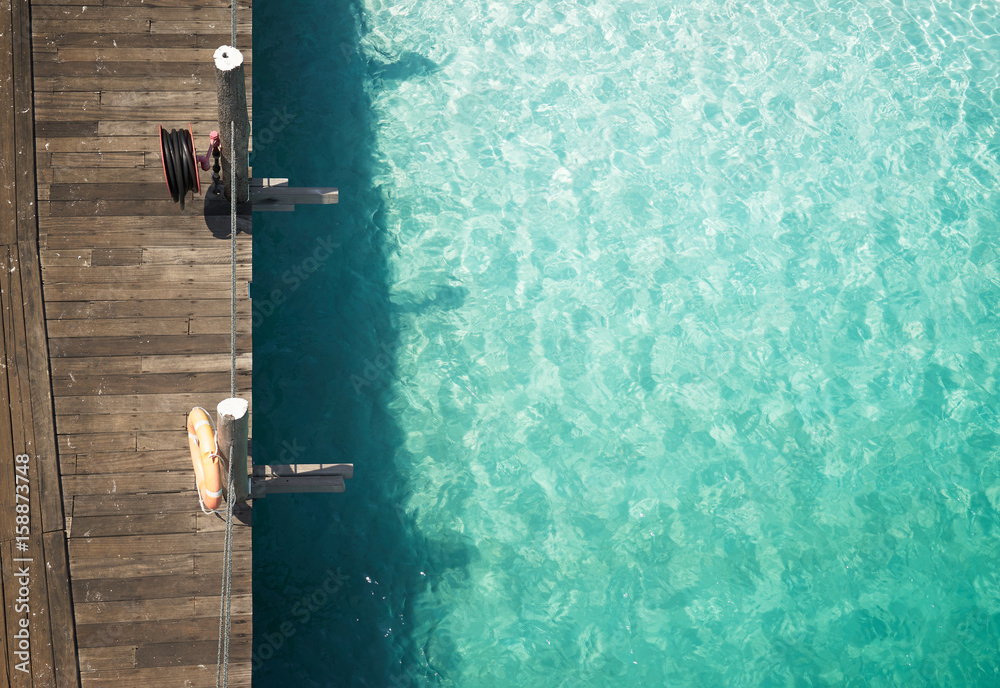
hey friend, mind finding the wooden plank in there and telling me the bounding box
[38,107,224,123]
[35,153,52,186]
[62,471,194,496]
[77,646,136,673]
[1,248,29,482]
[58,431,136,453]
[74,597,197,626]
[33,33,248,52]
[254,463,354,480]
[140,352,251,374]
[72,572,251,604]
[33,60,220,78]
[40,137,151,153]
[76,616,250,648]
[0,0,15,246]
[188,316,251,335]
[54,413,184,434]
[54,392,234,415]
[70,492,196,518]
[251,180,339,206]
[49,334,244,358]
[44,530,80,686]
[77,546,244,584]
[139,428,211,452]
[42,229,244,250]
[142,246,252,265]
[53,371,241,395]
[45,299,234,320]
[1,541,30,688]
[25,534,58,688]
[0,260,13,688]
[44,283,234,302]
[149,19,250,35]
[90,90,248,110]
[255,475,346,496]
[90,248,142,266]
[100,0,251,8]
[39,248,92,266]
[69,512,199,538]
[54,48,234,63]
[33,18,151,34]
[50,356,142,376]
[78,664,250,688]
[44,200,214,217]
[47,318,190,338]
[43,264,250,282]
[25,535,59,687]
[71,450,189,475]
[70,533,225,561]
[34,121,98,137]
[69,551,196,580]
[49,152,143,168]
[135,639,248,668]
[0,254,19,688]
[194,593,254,619]
[16,232,66,546]
[34,90,99,110]
[55,389,238,415]
[51,167,174,185]
[31,5,245,19]
[103,120,220,139]
[39,213,213,231]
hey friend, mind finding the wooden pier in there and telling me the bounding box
[3,0,254,684]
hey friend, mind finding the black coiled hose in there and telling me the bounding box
[159,127,198,209]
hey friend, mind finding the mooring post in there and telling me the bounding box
[216,397,250,503]
[214,45,250,203]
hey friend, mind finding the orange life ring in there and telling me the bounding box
[187,407,224,511]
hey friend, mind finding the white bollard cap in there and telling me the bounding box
[217,397,249,419]
[214,45,244,71]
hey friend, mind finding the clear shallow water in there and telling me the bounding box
[253,0,1000,685]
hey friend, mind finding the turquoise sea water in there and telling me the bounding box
[252,1,1000,685]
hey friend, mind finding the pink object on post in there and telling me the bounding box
[197,130,222,171]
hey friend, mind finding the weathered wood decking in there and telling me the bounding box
[1,0,77,682]
[3,0,254,684]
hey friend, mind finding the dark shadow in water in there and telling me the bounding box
[368,51,442,85]
[251,4,473,687]
[391,285,469,316]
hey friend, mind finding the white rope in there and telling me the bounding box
[216,120,238,688]
[216,439,236,687]
[231,118,237,399]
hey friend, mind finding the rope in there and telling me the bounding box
[216,439,236,687]
[160,128,197,209]
[231,0,237,48]
[216,120,238,688]
[230,118,237,399]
